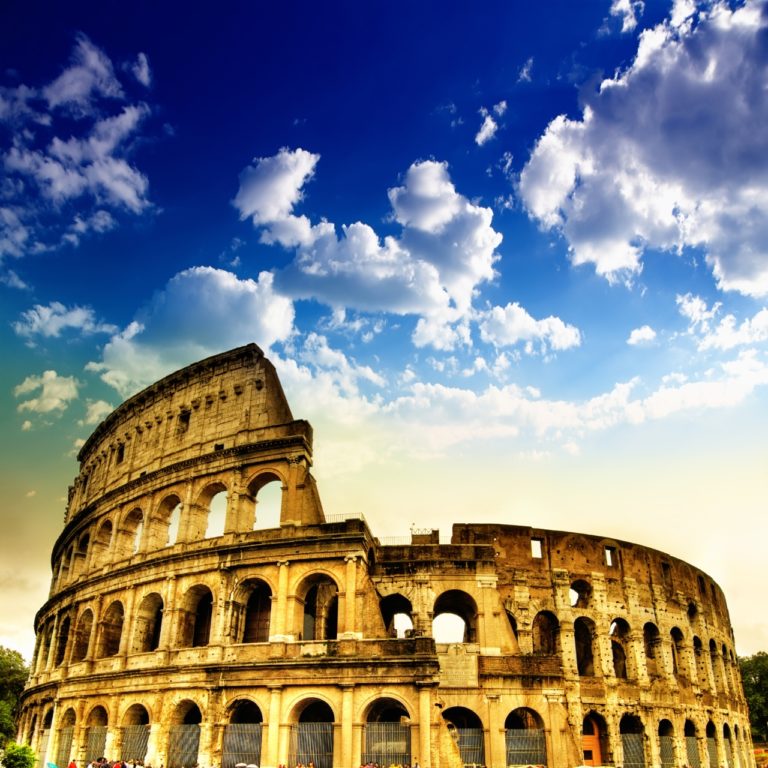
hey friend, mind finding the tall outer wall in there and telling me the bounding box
[18,345,755,768]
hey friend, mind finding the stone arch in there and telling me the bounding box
[55,708,77,768]
[723,722,735,766]
[54,615,71,667]
[198,481,228,539]
[178,584,214,647]
[132,592,164,653]
[116,507,144,557]
[574,616,596,676]
[120,704,151,762]
[643,622,661,678]
[246,470,286,531]
[379,593,414,638]
[85,705,109,762]
[706,720,718,766]
[288,698,335,768]
[433,589,478,643]
[505,707,547,766]
[619,714,646,768]
[223,699,264,768]
[168,700,202,768]
[442,706,484,768]
[237,578,272,643]
[121,703,150,725]
[658,719,675,768]
[298,573,339,641]
[569,578,591,608]
[683,719,700,768]
[505,608,520,652]
[72,532,90,578]
[91,519,113,567]
[670,627,685,678]
[610,618,632,679]
[71,609,93,662]
[582,711,609,766]
[362,697,411,767]
[693,636,706,687]
[62,544,75,585]
[149,494,182,549]
[532,610,559,655]
[96,600,124,658]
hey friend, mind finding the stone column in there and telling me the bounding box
[266,685,283,768]
[417,684,432,768]
[484,693,503,768]
[271,560,291,641]
[340,684,354,768]
[341,556,358,639]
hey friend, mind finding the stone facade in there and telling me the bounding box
[18,344,754,768]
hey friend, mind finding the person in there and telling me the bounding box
[68,760,77,768]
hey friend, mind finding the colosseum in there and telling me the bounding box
[18,344,754,768]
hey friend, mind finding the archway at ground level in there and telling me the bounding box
[442,706,484,768]
[121,704,150,762]
[223,700,263,768]
[620,714,646,768]
[363,698,411,767]
[290,699,334,768]
[582,713,608,767]
[167,701,201,768]
[505,707,547,766]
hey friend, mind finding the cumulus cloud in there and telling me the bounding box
[13,301,117,340]
[87,267,295,396]
[678,293,768,351]
[520,0,768,295]
[605,0,645,33]
[475,109,498,146]
[14,370,79,415]
[234,149,502,349]
[79,399,113,426]
[1,35,154,265]
[478,302,582,354]
[627,325,657,345]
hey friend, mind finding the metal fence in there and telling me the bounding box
[707,737,718,767]
[621,732,645,768]
[167,724,201,768]
[36,730,50,768]
[85,726,108,762]
[222,723,263,768]
[56,726,74,768]
[658,734,674,768]
[686,736,702,768]
[724,738,734,768]
[455,727,484,768]
[288,723,333,768]
[121,724,150,762]
[505,728,547,766]
[363,723,411,766]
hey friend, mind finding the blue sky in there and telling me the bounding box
[2,0,768,660]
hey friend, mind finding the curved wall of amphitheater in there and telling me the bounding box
[19,345,754,768]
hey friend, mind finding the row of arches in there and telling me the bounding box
[55,476,283,588]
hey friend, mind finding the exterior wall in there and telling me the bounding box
[19,345,755,768]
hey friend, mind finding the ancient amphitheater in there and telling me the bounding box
[18,344,754,768]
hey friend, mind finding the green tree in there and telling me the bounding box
[740,651,768,743]
[2,742,37,768]
[0,647,29,748]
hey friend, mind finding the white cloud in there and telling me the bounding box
[478,302,582,354]
[79,399,113,426]
[493,100,508,117]
[21,420,32,432]
[677,292,721,333]
[235,150,502,350]
[518,57,534,83]
[475,110,498,146]
[14,370,79,415]
[132,53,152,88]
[87,267,295,396]
[678,295,768,351]
[607,0,645,33]
[627,325,656,345]
[13,301,117,339]
[520,0,768,295]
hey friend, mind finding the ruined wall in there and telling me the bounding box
[19,345,755,768]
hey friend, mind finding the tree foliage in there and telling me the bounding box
[0,647,28,748]
[2,742,37,768]
[740,651,768,743]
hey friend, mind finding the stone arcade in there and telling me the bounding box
[18,345,754,768]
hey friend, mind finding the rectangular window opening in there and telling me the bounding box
[177,410,191,435]
[116,444,125,464]
[531,537,543,559]
[605,545,617,567]
[661,561,672,589]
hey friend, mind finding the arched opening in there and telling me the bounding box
[117,508,144,557]
[433,590,478,644]
[223,700,263,768]
[62,545,74,584]
[709,638,723,691]
[240,580,272,643]
[72,533,90,578]
[96,601,124,658]
[249,474,283,531]
[684,720,701,768]
[168,701,202,768]
[121,704,150,762]
[379,594,414,638]
[569,579,591,608]
[54,708,76,768]
[54,616,70,667]
[706,721,718,767]
[574,617,595,676]
[132,593,164,653]
[693,636,706,687]
[688,601,698,621]
[505,707,547,766]
[363,698,411,766]
[203,486,228,539]
[71,610,93,663]
[442,707,484,768]
[658,719,674,768]
[38,621,54,671]
[610,619,631,679]
[643,623,661,678]
[38,708,54,764]
[85,706,108,762]
[582,713,608,767]
[670,627,684,678]
[505,610,520,652]
[723,723,734,767]
[290,699,334,768]
[92,520,113,566]
[300,576,338,641]
[178,586,214,648]
[620,714,646,768]
[532,611,559,655]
